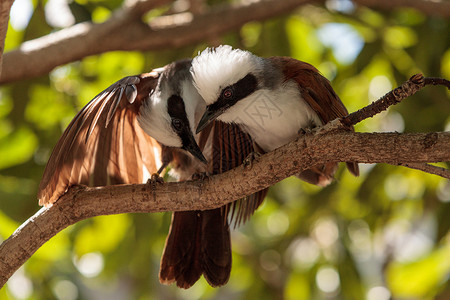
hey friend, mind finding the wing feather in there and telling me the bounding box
[211,121,268,227]
[270,56,359,177]
[38,71,164,206]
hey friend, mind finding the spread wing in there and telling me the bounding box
[38,70,165,206]
[270,56,359,176]
[199,121,268,226]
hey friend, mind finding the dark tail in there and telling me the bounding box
[159,209,231,289]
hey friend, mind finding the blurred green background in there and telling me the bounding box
[1,0,449,299]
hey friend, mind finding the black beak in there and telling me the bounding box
[184,131,208,164]
[196,106,224,134]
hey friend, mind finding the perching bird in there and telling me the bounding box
[38,59,206,206]
[193,45,359,185]
[38,58,267,289]
[156,62,267,289]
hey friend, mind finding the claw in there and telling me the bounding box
[297,127,314,136]
[192,172,210,181]
[243,151,261,169]
[146,173,164,202]
[147,173,165,184]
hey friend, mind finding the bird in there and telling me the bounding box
[38,59,206,206]
[192,45,359,186]
[38,58,267,289]
[156,64,267,289]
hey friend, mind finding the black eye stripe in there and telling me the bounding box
[210,73,258,113]
[167,95,192,146]
[167,95,186,117]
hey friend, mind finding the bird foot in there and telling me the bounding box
[146,173,164,201]
[192,172,211,181]
[297,127,314,136]
[147,173,165,185]
[243,151,261,169]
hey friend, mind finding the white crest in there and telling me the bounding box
[191,45,260,105]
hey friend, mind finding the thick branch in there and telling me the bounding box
[0,0,311,84]
[2,0,449,84]
[1,131,449,287]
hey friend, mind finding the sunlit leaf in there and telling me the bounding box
[285,16,323,65]
[74,214,131,255]
[384,26,418,49]
[0,126,38,169]
[387,245,450,298]
[0,210,20,239]
[26,85,75,130]
[286,272,311,300]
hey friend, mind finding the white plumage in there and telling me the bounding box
[192,45,321,152]
[191,45,261,105]
[139,88,183,148]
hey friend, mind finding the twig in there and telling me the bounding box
[0,0,311,84]
[424,77,450,88]
[398,162,450,179]
[342,74,449,127]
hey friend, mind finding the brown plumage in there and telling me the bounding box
[38,71,164,206]
[159,121,267,288]
[270,56,359,183]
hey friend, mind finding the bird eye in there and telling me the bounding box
[222,88,233,99]
[172,119,183,131]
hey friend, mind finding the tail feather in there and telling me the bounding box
[201,208,231,287]
[159,211,202,288]
[159,209,231,289]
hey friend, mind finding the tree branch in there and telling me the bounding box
[0,0,312,84]
[2,0,449,84]
[0,0,448,288]
[0,130,449,287]
[0,0,14,77]
[0,72,449,287]
[342,74,450,127]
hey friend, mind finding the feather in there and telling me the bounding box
[38,70,164,206]
[270,56,359,178]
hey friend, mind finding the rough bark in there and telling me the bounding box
[0,0,449,290]
[0,130,449,287]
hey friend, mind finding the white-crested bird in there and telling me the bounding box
[193,45,359,185]
[38,58,266,289]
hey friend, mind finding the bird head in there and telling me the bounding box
[191,45,263,133]
[139,59,207,164]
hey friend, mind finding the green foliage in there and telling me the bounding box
[1,1,449,299]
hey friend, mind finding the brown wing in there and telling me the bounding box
[270,56,359,177]
[38,70,165,206]
[209,121,268,226]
